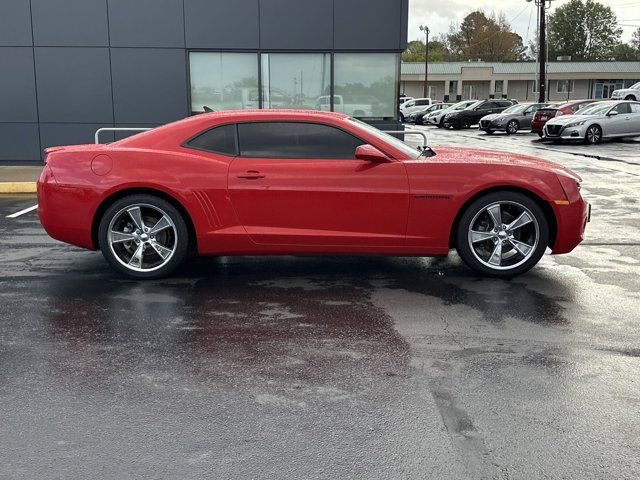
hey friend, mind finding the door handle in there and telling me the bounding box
[237,171,265,180]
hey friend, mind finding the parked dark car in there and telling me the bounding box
[479,103,549,134]
[443,99,516,129]
[412,103,453,125]
[531,100,597,137]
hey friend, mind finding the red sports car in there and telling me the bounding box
[38,110,589,279]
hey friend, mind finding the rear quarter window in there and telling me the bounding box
[186,124,237,155]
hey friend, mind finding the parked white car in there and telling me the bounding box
[543,100,640,144]
[399,98,432,121]
[315,95,373,117]
[424,100,477,127]
[611,82,640,101]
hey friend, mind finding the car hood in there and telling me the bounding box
[412,146,581,180]
[613,88,636,95]
[480,113,500,121]
[546,114,599,125]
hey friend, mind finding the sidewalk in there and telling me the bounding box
[0,166,42,193]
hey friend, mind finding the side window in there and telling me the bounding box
[405,101,414,108]
[186,124,237,155]
[416,99,429,106]
[613,103,631,114]
[630,103,640,114]
[237,122,365,159]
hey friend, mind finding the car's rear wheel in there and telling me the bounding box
[437,118,444,128]
[584,124,602,144]
[506,120,519,134]
[455,192,549,277]
[98,194,189,279]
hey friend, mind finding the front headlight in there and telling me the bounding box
[565,120,587,128]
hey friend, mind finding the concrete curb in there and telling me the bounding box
[0,182,37,193]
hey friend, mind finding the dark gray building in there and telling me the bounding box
[0,0,409,165]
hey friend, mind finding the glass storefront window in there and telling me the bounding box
[189,52,259,113]
[261,53,331,110]
[333,53,398,119]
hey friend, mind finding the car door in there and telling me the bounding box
[227,121,410,247]
[629,103,640,135]
[473,102,493,123]
[605,103,632,136]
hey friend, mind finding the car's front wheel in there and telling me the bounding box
[460,117,472,129]
[506,120,519,134]
[98,194,189,279]
[625,95,637,101]
[455,192,549,277]
[584,124,602,144]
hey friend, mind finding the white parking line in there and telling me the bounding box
[7,204,38,218]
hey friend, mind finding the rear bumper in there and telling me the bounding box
[37,165,96,250]
[551,196,590,254]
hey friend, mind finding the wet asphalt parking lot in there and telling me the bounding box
[1,127,639,479]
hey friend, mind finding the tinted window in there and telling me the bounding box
[187,124,237,155]
[415,99,430,106]
[612,103,631,114]
[631,103,640,113]
[237,122,364,159]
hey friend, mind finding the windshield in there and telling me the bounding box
[501,104,527,114]
[450,101,474,111]
[348,118,420,159]
[578,102,615,115]
[465,101,483,110]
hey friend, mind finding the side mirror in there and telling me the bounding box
[355,144,391,163]
[608,110,619,116]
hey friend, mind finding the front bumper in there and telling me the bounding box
[552,196,590,254]
[478,120,505,132]
[543,124,586,141]
[442,117,460,128]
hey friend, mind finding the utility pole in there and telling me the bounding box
[419,25,430,98]
[528,0,553,103]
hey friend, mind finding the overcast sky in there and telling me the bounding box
[408,0,639,46]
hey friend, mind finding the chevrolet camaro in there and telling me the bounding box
[37,110,589,279]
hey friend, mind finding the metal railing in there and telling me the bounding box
[381,130,428,148]
[95,127,152,144]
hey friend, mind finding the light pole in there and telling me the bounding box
[527,0,553,103]
[419,25,430,98]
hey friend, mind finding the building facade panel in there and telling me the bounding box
[0,123,40,162]
[259,0,333,50]
[0,0,32,46]
[111,48,189,124]
[0,47,38,123]
[184,0,260,49]
[31,0,109,47]
[334,0,403,50]
[34,47,113,123]
[108,0,185,48]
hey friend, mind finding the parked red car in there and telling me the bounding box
[38,110,589,279]
[531,100,598,136]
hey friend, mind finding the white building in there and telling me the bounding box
[400,61,640,102]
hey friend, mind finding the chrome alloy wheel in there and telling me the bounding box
[107,203,177,272]
[467,201,539,270]
[586,125,602,144]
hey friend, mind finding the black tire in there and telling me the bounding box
[485,130,494,135]
[537,131,543,138]
[455,191,549,277]
[460,117,472,129]
[584,124,602,144]
[625,95,636,101]
[98,194,189,279]
[506,120,519,135]
[399,113,405,122]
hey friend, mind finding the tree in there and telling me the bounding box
[401,39,447,62]
[446,10,527,62]
[548,0,622,60]
[632,27,640,53]
[611,43,639,61]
